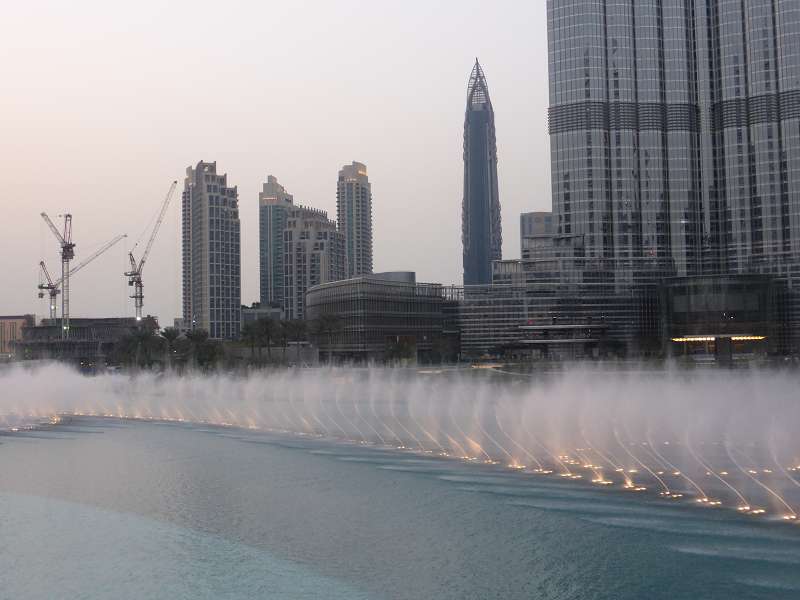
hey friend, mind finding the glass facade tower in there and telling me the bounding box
[259,175,293,309]
[337,162,373,279]
[547,0,800,280]
[462,59,502,286]
[182,161,241,339]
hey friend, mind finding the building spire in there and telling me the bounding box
[467,58,491,109]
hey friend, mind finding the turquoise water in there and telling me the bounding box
[0,493,370,599]
[1,419,800,599]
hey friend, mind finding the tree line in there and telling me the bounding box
[113,315,343,370]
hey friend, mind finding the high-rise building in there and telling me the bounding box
[284,205,345,320]
[463,59,502,286]
[520,212,554,239]
[259,175,293,309]
[337,161,373,278]
[547,0,800,279]
[520,211,555,261]
[182,161,241,339]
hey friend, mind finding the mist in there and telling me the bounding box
[3,364,800,521]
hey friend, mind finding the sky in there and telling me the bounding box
[0,0,551,323]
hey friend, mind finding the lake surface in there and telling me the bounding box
[2,417,800,599]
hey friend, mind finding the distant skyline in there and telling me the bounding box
[0,1,551,322]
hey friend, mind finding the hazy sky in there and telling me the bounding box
[1,0,551,323]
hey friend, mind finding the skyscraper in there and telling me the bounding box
[259,175,293,309]
[284,206,345,320]
[547,0,800,278]
[520,212,554,239]
[520,211,554,260]
[182,161,241,339]
[462,59,502,286]
[337,161,373,278]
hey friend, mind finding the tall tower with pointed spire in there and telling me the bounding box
[462,59,501,286]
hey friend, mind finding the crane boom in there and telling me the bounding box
[38,261,60,319]
[126,180,178,321]
[40,212,66,245]
[59,234,127,284]
[137,180,177,275]
[39,261,55,287]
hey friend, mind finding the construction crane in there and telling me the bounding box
[38,234,128,320]
[41,213,75,339]
[37,262,60,319]
[125,181,178,321]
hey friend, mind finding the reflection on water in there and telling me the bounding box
[1,417,800,599]
[0,491,371,600]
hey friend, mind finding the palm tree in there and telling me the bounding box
[197,338,223,369]
[276,321,289,362]
[312,313,343,363]
[161,327,181,370]
[113,334,138,367]
[184,329,224,370]
[240,322,259,362]
[185,329,210,369]
[115,328,161,369]
[254,318,278,361]
[283,319,307,364]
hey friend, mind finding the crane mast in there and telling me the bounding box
[41,213,74,339]
[37,234,127,323]
[126,181,178,321]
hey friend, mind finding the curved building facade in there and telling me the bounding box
[547,0,800,276]
[548,0,703,276]
[548,0,800,353]
[305,273,459,363]
[462,60,502,285]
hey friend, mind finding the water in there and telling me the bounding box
[1,417,800,599]
[3,364,800,517]
[2,364,800,598]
